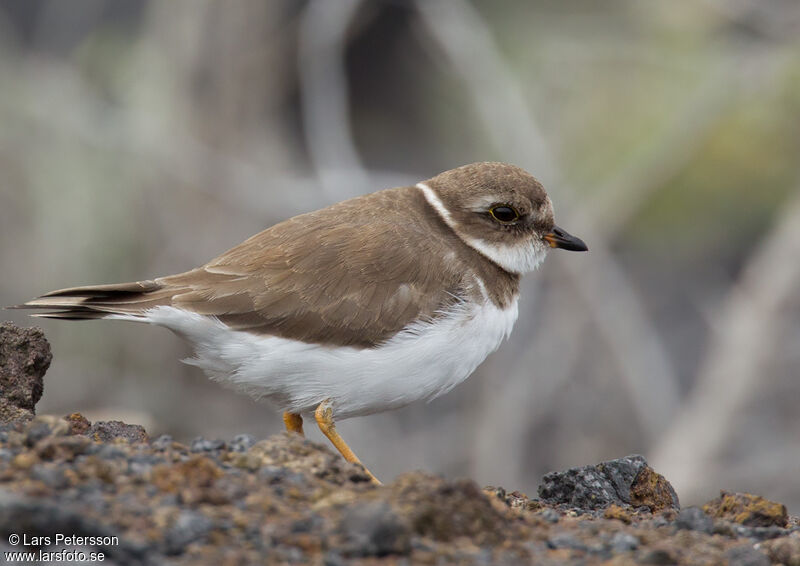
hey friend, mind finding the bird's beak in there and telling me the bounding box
[544,225,588,252]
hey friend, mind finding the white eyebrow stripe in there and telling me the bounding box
[417,182,455,226]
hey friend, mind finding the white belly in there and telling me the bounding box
[140,300,519,420]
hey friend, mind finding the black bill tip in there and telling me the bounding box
[544,225,588,252]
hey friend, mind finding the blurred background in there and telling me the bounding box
[2,0,800,511]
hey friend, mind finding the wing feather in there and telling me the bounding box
[159,187,467,347]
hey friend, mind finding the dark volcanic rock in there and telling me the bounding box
[630,464,681,511]
[538,454,679,511]
[703,491,788,528]
[0,322,51,424]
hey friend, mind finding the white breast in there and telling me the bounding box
[138,299,519,420]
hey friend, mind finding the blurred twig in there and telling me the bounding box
[413,0,553,179]
[414,0,681,482]
[652,181,800,500]
[298,0,370,200]
[578,46,796,240]
[700,0,800,42]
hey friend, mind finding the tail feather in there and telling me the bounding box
[30,310,111,320]
[11,280,176,321]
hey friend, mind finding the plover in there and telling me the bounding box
[16,162,587,483]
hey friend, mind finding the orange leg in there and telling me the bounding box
[314,401,381,484]
[283,412,305,436]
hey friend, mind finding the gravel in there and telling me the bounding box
[1,321,799,565]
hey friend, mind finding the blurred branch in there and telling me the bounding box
[700,0,800,42]
[578,47,797,240]
[413,0,553,180]
[652,181,800,500]
[298,0,370,200]
[553,48,787,420]
[577,65,739,239]
[13,60,319,216]
[414,0,681,479]
[33,0,105,53]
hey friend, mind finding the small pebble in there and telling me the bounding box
[84,442,103,455]
[488,486,506,499]
[610,532,639,552]
[229,433,256,453]
[12,452,37,469]
[284,547,305,563]
[734,525,788,541]
[290,516,322,534]
[80,489,111,513]
[651,516,671,528]
[96,444,127,460]
[190,437,226,453]
[151,434,174,451]
[24,422,54,446]
[725,545,770,566]
[259,465,287,483]
[547,533,586,551]
[129,460,153,478]
[675,507,713,534]
[259,465,306,486]
[540,508,560,523]
[339,502,412,557]
[127,453,159,477]
[639,548,677,565]
[713,522,736,537]
[128,452,160,465]
[164,510,214,555]
[30,465,68,490]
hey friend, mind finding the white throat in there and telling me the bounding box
[417,182,547,274]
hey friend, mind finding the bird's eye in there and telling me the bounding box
[489,205,519,223]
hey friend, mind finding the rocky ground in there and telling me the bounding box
[1,321,798,565]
